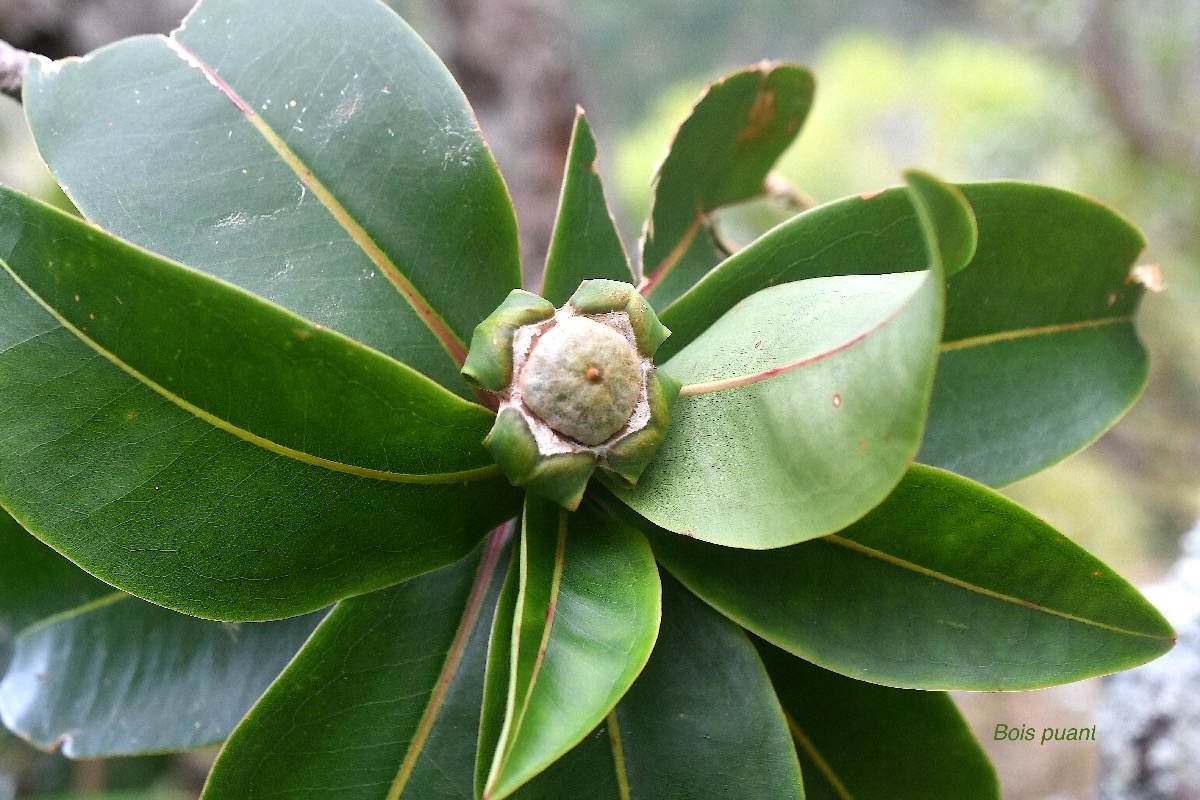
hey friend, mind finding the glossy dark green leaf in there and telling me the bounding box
[507,725,622,800]
[758,641,998,800]
[0,266,519,621]
[644,465,1174,690]
[613,575,803,799]
[201,531,511,800]
[658,182,1147,485]
[609,268,940,548]
[639,63,814,308]
[202,525,794,800]
[540,110,634,305]
[24,0,521,397]
[0,508,111,639]
[0,186,498,480]
[922,183,1148,485]
[1,589,323,757]
[510,574,803,800]
[479,497,660,800]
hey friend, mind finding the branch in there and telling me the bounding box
[0,38,32,101]
[1081,0,1200,176]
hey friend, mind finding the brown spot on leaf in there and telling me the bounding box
[832,393,842,408]
[737,87,777,145]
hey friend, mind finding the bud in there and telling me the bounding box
[463,280,681,509]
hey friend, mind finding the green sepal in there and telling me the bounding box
[605,369,683,484]
[567,279,671,357]
[484,408,597,510]
[462,290,555,391]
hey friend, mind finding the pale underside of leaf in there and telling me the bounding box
[1,588,325,758]
[676,273,927,397]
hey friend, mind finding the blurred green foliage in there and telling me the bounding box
[611,28,1200,575]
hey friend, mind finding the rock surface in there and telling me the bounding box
[1097,522,1200,800]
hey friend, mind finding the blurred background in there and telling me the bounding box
[1,0,1198,797]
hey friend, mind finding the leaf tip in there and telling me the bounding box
[902,169,978,277]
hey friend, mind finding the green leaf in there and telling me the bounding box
[2,602,322,758]
[24,0,520,397]
[608,267,942,548]
[757,641,998,800]
[540,110,634,305]
[0,266,519,621]
[508,725,623,800]
[201,531,510,800]
[607,174,967,549]
[510,574,803,800]
[644,465,1175,690]
[656,187,925,361]
[658,182,1147,485]
[611,575,803,799]
[921,183,1148,485]
[479,497,661,800]
[1,591,323,757]
[0,185,498,481]
[902,170,977,276]
[0,507,111,639]
[640,63,815,308]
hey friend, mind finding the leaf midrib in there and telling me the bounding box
[640,214,704,297]
[163,36,469,370]
[786,713,855,800]
[386,528,509,800]
[676,273,927,397]
[2,263,499,484]
[605,709,632,800]
[15,591,129,639]
[825,534,1171,640]
[940,315,1133,352]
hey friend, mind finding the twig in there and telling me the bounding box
[1081,0,1200,176]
